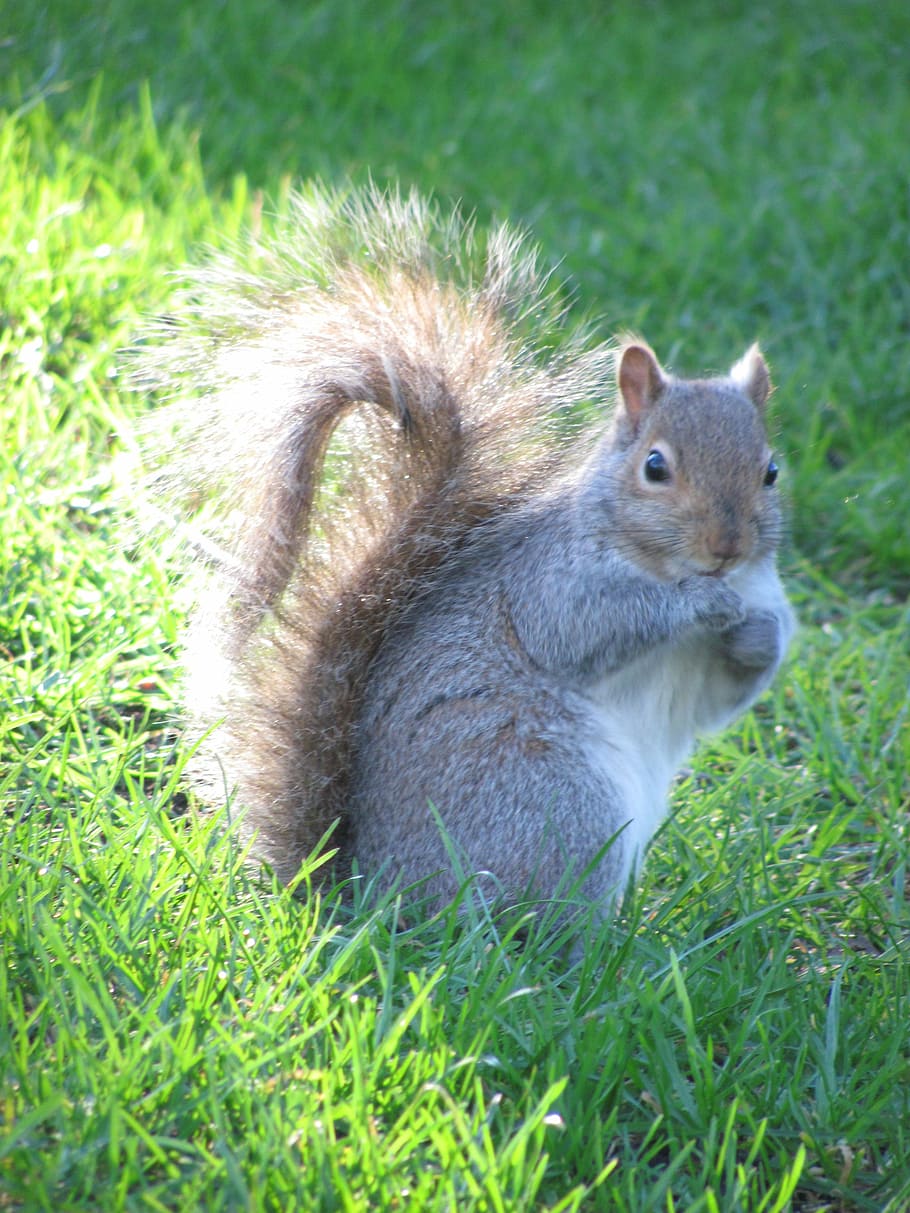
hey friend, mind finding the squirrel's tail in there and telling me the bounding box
[138,184,615,883]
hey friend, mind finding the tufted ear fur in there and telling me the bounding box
[618,342,667,425]
[729,343,771,411]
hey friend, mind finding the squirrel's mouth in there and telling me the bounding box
[698,560,738,579]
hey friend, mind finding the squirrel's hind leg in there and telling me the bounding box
[349,711,634,915]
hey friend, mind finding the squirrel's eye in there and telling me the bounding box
[644,449,671,483]
[763,459,779,487]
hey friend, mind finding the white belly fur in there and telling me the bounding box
[584,641,702,886]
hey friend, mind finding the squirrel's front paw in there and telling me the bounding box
[682,577,747,632]
[721,610,782,670]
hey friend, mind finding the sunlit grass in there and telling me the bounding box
[2,2,908,1208]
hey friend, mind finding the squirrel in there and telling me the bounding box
[142,184,795,915]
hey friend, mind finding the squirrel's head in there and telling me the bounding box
[605,340,783,582]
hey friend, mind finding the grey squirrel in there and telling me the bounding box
[144,185,795,913]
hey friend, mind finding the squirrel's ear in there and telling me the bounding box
[730,344,771,411]
[618,342,666,424]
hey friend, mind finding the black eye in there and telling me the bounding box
[763,459,778,487]
[644,449,671,483]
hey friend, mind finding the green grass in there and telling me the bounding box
[2,1,909,1209]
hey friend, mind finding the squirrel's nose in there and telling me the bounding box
[706,503,745,566]
[709,539,740,562]
[706,528,744,568]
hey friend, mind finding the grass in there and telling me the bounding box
[2,1,909,1209]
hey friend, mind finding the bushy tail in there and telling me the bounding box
[138,184,616,883]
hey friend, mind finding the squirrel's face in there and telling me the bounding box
[607,361,784,583]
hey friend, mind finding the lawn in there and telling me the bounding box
[2,2,908,1209]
